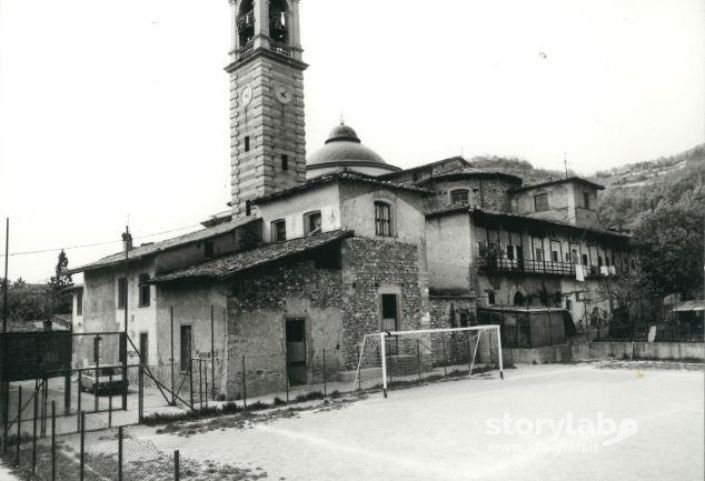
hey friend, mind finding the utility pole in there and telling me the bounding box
[121,225,131,411]
[1,218,9,450]
[2,218,8,333]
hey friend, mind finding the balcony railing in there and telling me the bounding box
[476,256,617,279]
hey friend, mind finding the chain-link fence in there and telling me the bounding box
[1,404,183,481]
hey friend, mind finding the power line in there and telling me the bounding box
[0,223,204,258]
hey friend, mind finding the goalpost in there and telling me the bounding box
[354,325,504,398]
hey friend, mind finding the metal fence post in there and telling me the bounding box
[199,359,203,409]
[108,373,113,428]
[242,355,247,409]
[323,349,327,398]
[41,377,48,438]
[80,411,85,481]
[77,370,82,432]
[170,307,175,406]
[174,449,180,481]
[210,305,216,400]
[15,385,21,466]
[204,362,209,409]
[118,426,123,481]
[51,401,56,481]
[416,339,421,381]
[188,357,194,410]
[32,385,37,476]
[467,336,472,375]
[356,346,362,391]
[95,338,101,412]
[442,341,448,377]
[138,364,144,422]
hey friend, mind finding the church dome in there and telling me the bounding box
[307,123,400,178]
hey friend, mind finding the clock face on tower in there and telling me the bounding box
[240,85,253,107]
[275,85,292,104]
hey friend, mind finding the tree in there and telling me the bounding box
[633,206,705,300]
[48,249,73,314]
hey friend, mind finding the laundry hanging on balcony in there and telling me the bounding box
[575,264,586,282]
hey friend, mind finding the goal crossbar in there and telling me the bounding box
[354,325,504,398]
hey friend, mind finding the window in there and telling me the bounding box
[582,254,588,265]
[534,193,549,212]
[583,192,591,210]
[506,245,515,260]
[535,248,544,262]
[304,211,322,236]
[450,189,469,204]
[598,256,603,267]
[117,278,127,309]
[572,249,578,264]
[76,290,83,316]
[282,154,289,171]
[244,136,251,152]
[486,290,496,305]
[380,294,399,331]
[138,274,151,307]
[566,299,573,311]
[180,325,192,372]
[478,241,488,257]
[204,241,214,258]
[374,202,392,237]
[271,219,286,242]
[552,250,559,262]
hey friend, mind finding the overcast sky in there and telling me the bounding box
[1,0,704,282]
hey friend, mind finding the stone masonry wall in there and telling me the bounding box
[340,238,427,368]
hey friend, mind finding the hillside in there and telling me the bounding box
[468,144,705,232]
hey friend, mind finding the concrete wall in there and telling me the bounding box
[426,212,472,291]
[155,282,229,397]
[258,183,341,241]
[510,181,600,228]
[506,342,705,364]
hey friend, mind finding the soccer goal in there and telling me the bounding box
[354,326,504,397]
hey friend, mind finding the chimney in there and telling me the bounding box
[122,227,133,252]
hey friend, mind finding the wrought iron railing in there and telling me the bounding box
[476,256,619,278]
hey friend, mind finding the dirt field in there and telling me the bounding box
[122,362,704,481]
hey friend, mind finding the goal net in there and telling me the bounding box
[354,326,504,397]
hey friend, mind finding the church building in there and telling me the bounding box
[68,0,631,399]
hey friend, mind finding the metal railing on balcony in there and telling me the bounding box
[270,40,291,57]
[476,256,576,276]
[476,256,619,279]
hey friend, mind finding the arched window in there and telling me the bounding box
[269,0,289,44]
[237,0,255,48]
[450,189,469,204]
[513,292,525,306]
[374,201,392,237]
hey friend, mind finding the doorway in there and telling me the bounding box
[139,332,149,366]
[285,319,307,385]
[180,325,192,371]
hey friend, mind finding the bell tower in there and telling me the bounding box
[226,0,308,217]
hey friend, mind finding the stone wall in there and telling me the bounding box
[340,237,429,367]
[224,236,429,398]
[429,296,477,329]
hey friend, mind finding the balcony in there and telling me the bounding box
[477,256,575,277]
[476,256,618,279]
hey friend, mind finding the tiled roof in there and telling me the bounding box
[511,176,605,192]
[150,229,355,284]
[254,171,432,205]
[68,217,259,275]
